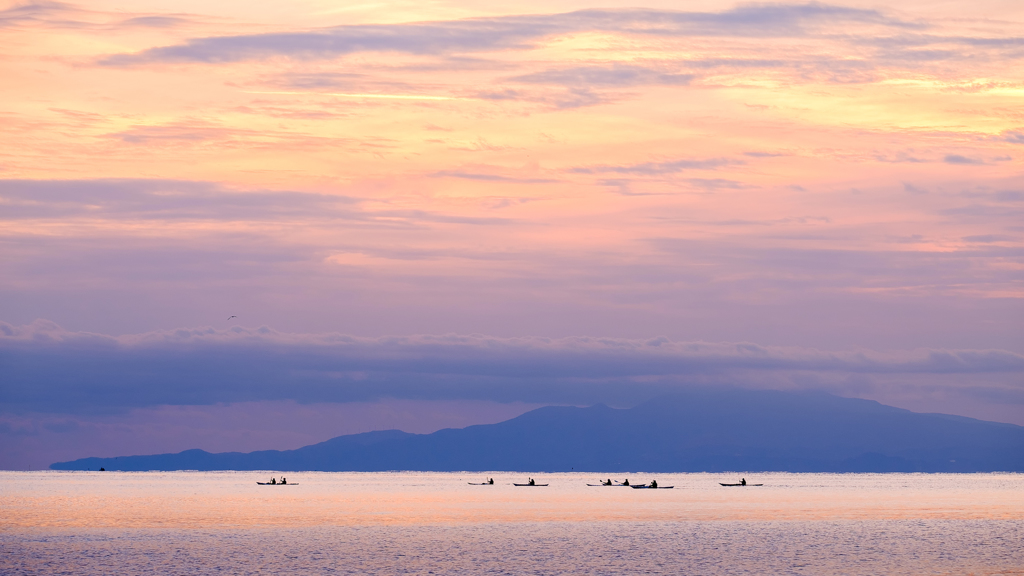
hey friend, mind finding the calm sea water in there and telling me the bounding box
[2,471,1022,575]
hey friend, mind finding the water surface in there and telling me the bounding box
[2,471,1022,574]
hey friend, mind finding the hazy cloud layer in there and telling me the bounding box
[0,1,81,28]
[1,176,1020,357]
[0,178,511,226]
[3,320,1021,415]
[0,179,358,220]
[0,2,202,31]
[510,65,695,88]
[571,158,739,175]
[100,5,917,65]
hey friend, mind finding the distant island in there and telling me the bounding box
[52,388,1024,472]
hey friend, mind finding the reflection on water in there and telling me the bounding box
[2,472,1022,575]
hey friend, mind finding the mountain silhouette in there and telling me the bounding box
[51,389,1024,472]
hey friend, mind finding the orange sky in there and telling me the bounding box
[3,0,1022,344]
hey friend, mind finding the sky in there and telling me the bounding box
[1,0,1022,469]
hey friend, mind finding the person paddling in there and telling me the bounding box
[281,477,287,485]
[528,478,535,486]
[488,478,494,485]
[623,478,630,486]
[270,477,276,485]
[650,479,658,488]
[741,478,746,486]
[603,478,613,486]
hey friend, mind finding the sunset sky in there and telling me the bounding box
[2,0,1022,469]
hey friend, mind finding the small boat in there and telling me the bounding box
[719,483,763,486]
[589,479,637,486]
[468,482,494,485]
[513,483,548,486]
[256,482,298,485]
[631,485,674,489]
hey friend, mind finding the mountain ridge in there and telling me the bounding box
[51,388,1024,472]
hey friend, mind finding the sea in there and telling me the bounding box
[1,471,1022,575]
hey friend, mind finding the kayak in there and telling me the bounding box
[468,482,493,485]
[256,482,298,485]
[587,483,627,486]
[513,483,549,486]
[719,483,763,486]
[631,485,674,489]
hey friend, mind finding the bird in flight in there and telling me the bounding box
[227,315,237,321]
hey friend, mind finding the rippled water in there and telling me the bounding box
[2,472,1022,574]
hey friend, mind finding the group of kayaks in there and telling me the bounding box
[587,479,673,489]
[256,475,760,487]
[469,477,553,487]
[466,478,762,488]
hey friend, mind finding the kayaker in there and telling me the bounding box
[603,479,612,486]
[528,478,535,486]
[650,479,658,488]
[488,478,494,485]
[281,478,287,485]
[623,479,630,486]
[271,478,276,485]
[741,478,746,486]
